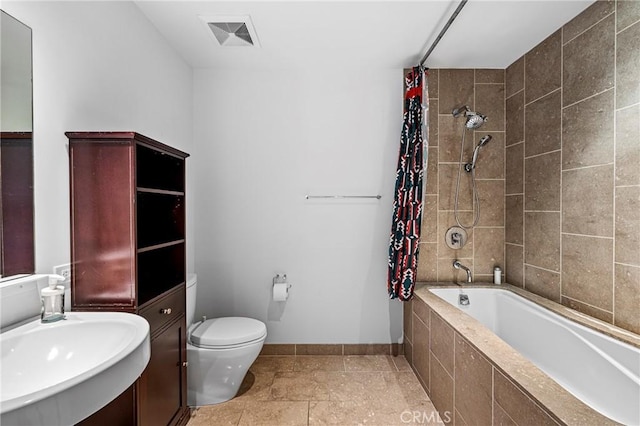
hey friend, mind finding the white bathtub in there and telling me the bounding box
[429,287,640,426]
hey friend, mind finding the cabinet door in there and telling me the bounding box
[70,142,135,309]
[139,318,187,426]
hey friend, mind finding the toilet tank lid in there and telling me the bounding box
[191,317,266,347]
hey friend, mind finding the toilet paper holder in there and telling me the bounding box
[273,274,289,286]
[272,273,291,302]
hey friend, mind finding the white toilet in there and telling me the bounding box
[186,274,267,406]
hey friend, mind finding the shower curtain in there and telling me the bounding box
[387,66,427,301]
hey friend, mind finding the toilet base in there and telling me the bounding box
[187,339,264,407]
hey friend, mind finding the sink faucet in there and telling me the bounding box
[453,260,472,284]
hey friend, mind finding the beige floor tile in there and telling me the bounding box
[270,371,330,401]
[190,354,436,425]
[235,371,275,401]
[391,400,446,426]
[309,400,383,425]
[325,372,387,401]
[187,399,245,426]
[382,398,444,426]
[294,355,345,372]
[344,355,396,372]
[309,399,442,425]
[250,355,295,373]
[238,401,309,426]
[383,371,429,405]
[391,355,412,371]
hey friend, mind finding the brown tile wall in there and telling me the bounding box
[505,0,640,334]
[418,68,506,284]
[414,1,638,336]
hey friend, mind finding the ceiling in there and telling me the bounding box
[134,0,595,70]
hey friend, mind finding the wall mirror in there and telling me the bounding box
[1,10,34,278]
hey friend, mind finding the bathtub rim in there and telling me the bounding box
[412,282,639,426]
[420,282,640,350]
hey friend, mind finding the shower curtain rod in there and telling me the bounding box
[419,0,468,67]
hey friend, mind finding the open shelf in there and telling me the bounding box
[137,242,185,305]
[137,191,185,248]
[138,240,185,254]
[137,187,184,196]
[136,144,185,192]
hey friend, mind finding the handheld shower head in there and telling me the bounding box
[468,135,492,171]
[477,134,492,147]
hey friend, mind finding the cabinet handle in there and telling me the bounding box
[160,307,172,315]
[182,361,188,367]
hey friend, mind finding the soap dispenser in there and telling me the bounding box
[41,274,66,322]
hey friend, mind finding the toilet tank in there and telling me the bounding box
[186,274,197,327]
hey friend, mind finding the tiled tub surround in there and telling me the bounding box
[418,68,506,284]
[504,0,640,334]
[404,283,640,425]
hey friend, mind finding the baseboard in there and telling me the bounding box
[260,343,404,356]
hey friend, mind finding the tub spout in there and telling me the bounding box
[453,260,472,284]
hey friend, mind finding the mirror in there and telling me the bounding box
[1,10,34,278]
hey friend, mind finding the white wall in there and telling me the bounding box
[193,68,404,343]
[2,1,406,344]
[1,1,194,274]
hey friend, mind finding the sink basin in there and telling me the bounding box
[1,312,150,425]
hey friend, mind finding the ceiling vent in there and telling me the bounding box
[200,15,260,48]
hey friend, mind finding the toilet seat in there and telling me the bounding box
[190,317,267,349]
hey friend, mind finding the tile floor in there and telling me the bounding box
[187,355,442,426]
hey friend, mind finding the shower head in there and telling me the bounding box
[465,113,488,129]
[452,105,488,129]
[468,135,492,171]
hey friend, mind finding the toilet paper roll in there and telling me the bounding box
[273,283,289,301]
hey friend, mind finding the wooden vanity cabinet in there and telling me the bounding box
[68,132,190,426]
[138,310,187,426]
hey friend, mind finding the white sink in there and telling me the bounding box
[1,312,150,425]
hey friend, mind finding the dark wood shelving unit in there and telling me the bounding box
[68,131,190,426]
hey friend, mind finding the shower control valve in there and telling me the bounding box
[445,226,468,250]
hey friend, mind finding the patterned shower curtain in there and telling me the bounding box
[387,66,427,301]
